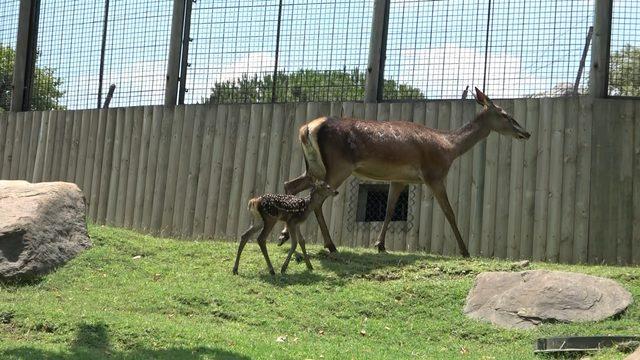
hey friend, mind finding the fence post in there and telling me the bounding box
[11,0,39,112]
[165,0,186,107]
[589,0,612,98]
[177,0,193,105]
[364,0,390,103]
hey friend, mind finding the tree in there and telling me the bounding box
[609,44,640,97]
[1,45,65,111]
[203,68,424,103]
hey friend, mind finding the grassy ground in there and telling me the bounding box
[0,225,638,360]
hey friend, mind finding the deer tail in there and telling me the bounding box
[299,117,327,179]
[247,198,261,219]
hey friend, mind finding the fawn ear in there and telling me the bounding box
[474,87,492,107]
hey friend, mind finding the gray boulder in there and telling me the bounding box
[0,181,91,281]
[464,270,633,329]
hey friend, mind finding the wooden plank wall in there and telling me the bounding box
[0,97,638,265]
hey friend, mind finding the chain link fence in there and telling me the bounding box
[0,0,19,111]
[609,0,640,97]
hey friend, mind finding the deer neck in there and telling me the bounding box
[447,113,491,159]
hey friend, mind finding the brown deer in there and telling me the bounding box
[233,180,338,275]
[282,88,531,257]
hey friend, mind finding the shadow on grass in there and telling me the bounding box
[1,322,250,360]
[316,249,438,276]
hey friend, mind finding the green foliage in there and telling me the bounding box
[204,69,425,103]
[0,45,65,111]
[0,225,637,359]
[609,44,640,96]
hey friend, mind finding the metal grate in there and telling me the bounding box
[186,0,279,104]
[0,0,19,111]
[384,0,595,100]
[609,0,640,97]
[346,179,415,233]
[100,0,172,108]
[34,1,103,110]
[187,0,373,104]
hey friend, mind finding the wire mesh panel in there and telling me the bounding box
[609,0,640,97]
[186,0,280,104]
[101,0,172,107]
[384,0,595,100]
[0,0,19,111]
[34,1,104,110]
[274,0,373,102]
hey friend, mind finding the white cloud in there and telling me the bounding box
[397,45,545,98]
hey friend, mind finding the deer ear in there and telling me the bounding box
[474,87,491,107]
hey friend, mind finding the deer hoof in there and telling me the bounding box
[232,268,238,275]
[269,269,276,276]
[325,243,338,253]
[294,253,304,263]
[374,241,387,253]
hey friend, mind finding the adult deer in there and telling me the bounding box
[283,88,531,257]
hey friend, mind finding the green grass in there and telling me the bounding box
[0,225,639,359]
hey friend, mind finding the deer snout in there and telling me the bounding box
[518,131,531,140]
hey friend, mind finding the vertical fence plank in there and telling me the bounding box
[134,107,153,229]
[430,101,450,255]
[82,110,100,215]
[9,112,23,179]
[27,112,42,181]
[114,107,134,227]
[589,100,611,263]
[480,131,499,258]
[506,100,526,259]
[31,111,48,182]
[204,105,229,237]
[226,105,251,238]
[444,101,462,256]
[66,111,82,183]
[17,112,32,180]
[420,102,438,253]
[172,106,195,234]
[161,105,185,235]
[633,101,640,265]
[193,105,218,237]
[89,110,107,220]
[106,109,125,225]
[494,101,513,259]
[604,100,621,264]
[59,111,74,181]
[50,111,67,180]
[545,99,565,262]
[0,112,9,177]
[519,99,539,260]
[533,99,552,261]
[74,110,90,190]
[182,105,206,237]
[141,106,164,230]
[124,107,143,228]
[97,109,118,224]
[573,97,592,263]
[1,112,16,179]
[237,104,263,238]
[150,107,175,233]
[559,98,578,263]
[617,100,634,265]
[215,105,239,238]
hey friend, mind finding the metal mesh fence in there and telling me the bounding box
[384,0,595,100]
[34,1,103,110]
[0,0,19,111]
[186,0,373,104]
[609,0,640,97]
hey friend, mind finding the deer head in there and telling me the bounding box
[474,87,531,140]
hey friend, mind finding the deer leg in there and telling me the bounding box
[429,179,471,258]
[233,223,262,275]
[281,222,299,274]
[374,182,406,253]
[256,219,277,275]
[314,206,337,253]
[296,227,313,271]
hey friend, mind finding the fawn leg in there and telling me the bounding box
[233,223,262,275]
[281,223,299,274]
[296,227,313,271]
[256,219,277,275]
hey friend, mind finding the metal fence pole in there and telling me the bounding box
[364,0,390,103]
[165,0,187,107]
[177,0,193,105]
[589,0,612,98]
[11,0,39,112]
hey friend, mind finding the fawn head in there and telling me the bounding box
[311,180,338,197]
[475,87,530,140]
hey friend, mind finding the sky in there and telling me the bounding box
[0,0,638,109]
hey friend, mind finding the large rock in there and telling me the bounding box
[0,181,91,280]
[464,270,633,329]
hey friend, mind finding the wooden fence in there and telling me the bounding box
[0,97,639,265]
